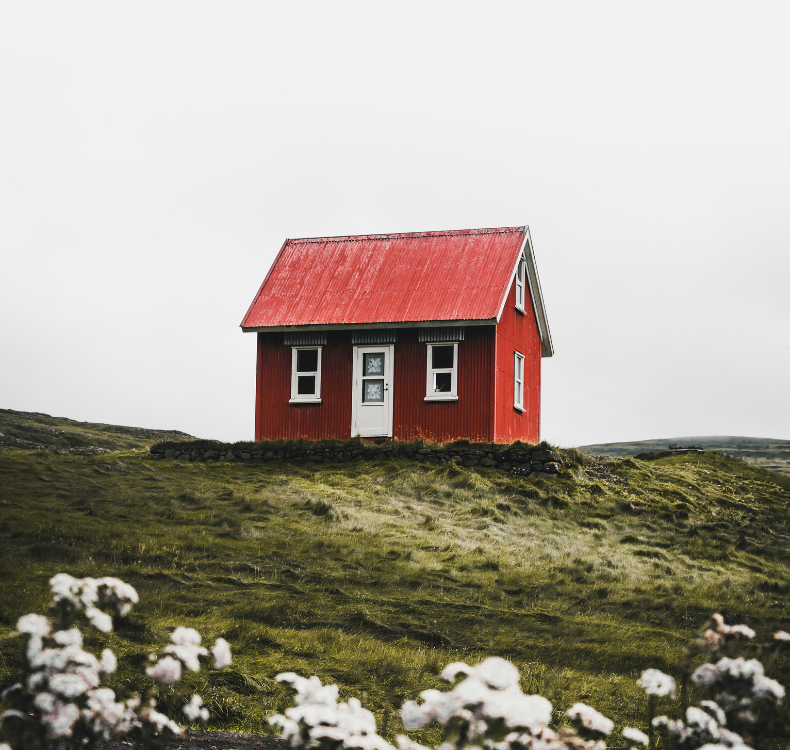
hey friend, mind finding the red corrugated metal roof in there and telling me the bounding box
[241,227,527,330]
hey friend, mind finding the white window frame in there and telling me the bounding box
[514,351,525,411]
[290,346,322,403]
[424,342,459,401]
[515,255,526,312]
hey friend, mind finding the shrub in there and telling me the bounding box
[0,574,231,750]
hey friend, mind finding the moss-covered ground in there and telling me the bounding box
[1,442,788,744]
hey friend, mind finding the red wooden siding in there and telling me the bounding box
[392,327,495,442]
[493,280,542,444]
[255,331,354,440]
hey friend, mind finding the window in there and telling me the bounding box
[425,342,458,401]
[290,347,322,403]
[515,256,526,312]
[514,352,525,411]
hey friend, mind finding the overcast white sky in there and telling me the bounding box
[1,2,788,447]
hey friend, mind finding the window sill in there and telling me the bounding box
[513,404,525,412]
[424,396,458,402]
[289,398,322,404]
[515,304,526,314]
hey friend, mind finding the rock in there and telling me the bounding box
[498,462,511,471]
[481,458,498,467]
[263,451,275,460]
[544,462,561,474]
[531,462,543,472]
[463,459,479,467]
[165,449,175,458]
[241,452,251,460]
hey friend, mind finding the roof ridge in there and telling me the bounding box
[287,227,524,245]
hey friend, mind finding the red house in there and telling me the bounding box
[241,226,553,443]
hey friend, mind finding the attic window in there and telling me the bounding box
[515,256,526,312]
[425,342,458,401]
[290,347,322,403]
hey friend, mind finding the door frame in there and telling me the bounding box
[351,344,394,438]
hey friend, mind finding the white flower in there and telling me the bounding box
[143,703,182,735]
[146,656,182,684]
[686,706,720,734]
[212,638,232,668]
[774,630,790,642]
[183,694,210,722]
[752,674,785,701]
[27,635,44,660]
[693,663,721,687]
[622,727,649,745]
[453,675,490,706]
[17,613,51,637]
[501,693,552,728]
[97,577,139,616]
[637,668,676,698]
[54,628,83,647]
[171,626,202,646]
[716,657,764,681]
[726,625,755,639]
[99,649,117,674]
[421,688,463,723]
[41,700,80,738]
[50,672,92,698]
[699,700,727,725]
[164,643,207,672]
[566,702,614,735]
[401,700,433,730]
[440,661,472,682]
[86,607,113,632]
[35,692,57,713]
[474,657,520,690]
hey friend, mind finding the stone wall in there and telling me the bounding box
[148,441,564,477]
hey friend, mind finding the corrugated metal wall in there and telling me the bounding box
[493,281,542,443]
[255,326,497,442]
[255,331,354,440]
[392,327,495,442]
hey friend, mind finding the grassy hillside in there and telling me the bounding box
[581,436,790,476]
[1,427,789,743]
[0,408,195,453]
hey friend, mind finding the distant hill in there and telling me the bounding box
[0,407,196,454]
[580,435,790,475]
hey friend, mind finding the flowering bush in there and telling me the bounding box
[0,574,232,750]
[643,613,789,750]
[272,656,633,750]
[3,575,787,750]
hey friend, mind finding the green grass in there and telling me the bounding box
[1,440,789,744]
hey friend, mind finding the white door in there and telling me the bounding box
[351,345,394,437]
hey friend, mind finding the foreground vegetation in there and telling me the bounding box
[1,430,789,743]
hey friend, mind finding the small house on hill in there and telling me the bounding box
[240,226,553,443]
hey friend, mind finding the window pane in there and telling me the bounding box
[434,372,452,392]
[431,345,454,370]
[297,375,316,395]
[363,353,384,376]
[296,349,318,373]
[362,379,384,403]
